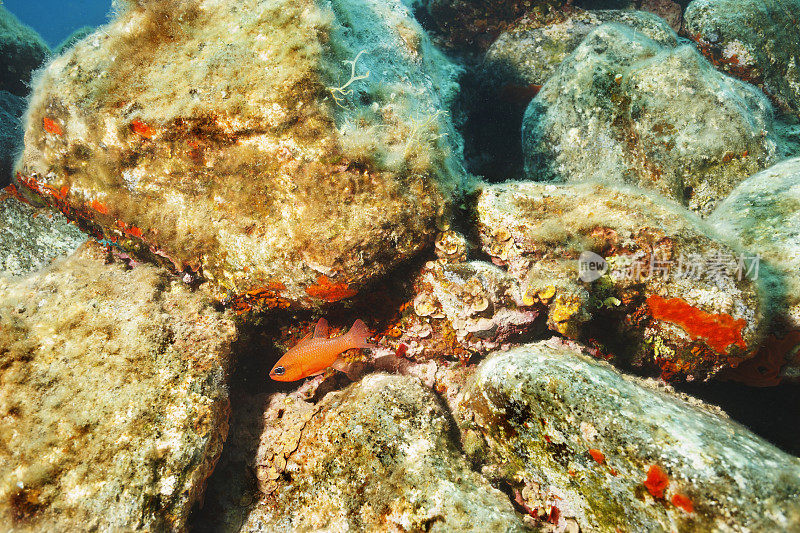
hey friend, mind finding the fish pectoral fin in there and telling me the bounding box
[314,318,329,339]
[330,358,350,373]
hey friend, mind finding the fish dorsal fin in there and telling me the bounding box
[314,318,329,339]
[295,331,313,347]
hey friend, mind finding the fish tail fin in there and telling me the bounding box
[347,319,375,350]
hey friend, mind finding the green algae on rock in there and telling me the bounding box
[16,0,465,309]
[462,340,800,531]
[0,6,50,97]
[0,241,237,530]
[1,90,26,187]
[0,192,86,277]
[241,374,526,531]
[708,157,800,381]
[53,25,95,55]
[522,23,780,217]
[465,9,678,179]
[684,0,800,116]
[484,9,678,90]
[476,181,769,380]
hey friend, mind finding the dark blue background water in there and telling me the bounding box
[4,0,112,48]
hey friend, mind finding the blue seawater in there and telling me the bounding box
[4,0,111,48]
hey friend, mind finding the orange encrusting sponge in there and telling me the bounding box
[646,294,747,354]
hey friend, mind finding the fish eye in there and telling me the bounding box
[272,366,285,376]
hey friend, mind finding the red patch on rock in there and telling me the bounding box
[90,199,109,214]
[644,464,669,499]
[131,119,156,139]
[43,117,63,135]
[671,493,694,513]
[305,275,358,302]
[646,294,747,354]
[588,448,605,464]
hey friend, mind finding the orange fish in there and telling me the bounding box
[269,318,373,381]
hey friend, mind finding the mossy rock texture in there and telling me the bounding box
[0,241,237,530]
[476,181,770,380]
[0,6,50,97]
[0,193,86,277]
[0,90,26,187]
[709,157,800,380]
[463,340,800,531]
[465,9,678,179]
[684,0,800,115]
[240,374,526,531]
[16,0,465,309]
[522,23,780,216]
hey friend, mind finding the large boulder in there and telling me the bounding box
[462,340,800,531]
[522,23,780,216]
[240,374,525,531]
[0,90,26,187]
[0,241,237,530]
[0,6,49,97]
[465,9,678,179]
[15,0,465,309]
[476,181,770,380]
[484,9,677,90]
[684,0,800,115]
[709,157,800,382]
[0,190,86,277]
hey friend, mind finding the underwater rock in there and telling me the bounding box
[0,6,50,97]
[462,340,800,531]
[684,0,800,115]
[419,0,569,52]
[523,23,780,216]
[477,181,769,380]
[16,0,464,309]
[638,0,683,32]
[485,9,677,90]
[0,191,86,277]
[709,157,800,382]
[466,9,678,179]
[53,26,96,55]
[0,241,237,530]
[392,258,539,361]
[241,374,526,531]
[0,90,26,187]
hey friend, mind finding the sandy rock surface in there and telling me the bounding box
[0,241,237,531]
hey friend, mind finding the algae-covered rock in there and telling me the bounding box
[0,6,49,97]
[0,241,237,530]
[53,26,95,55]
[0,90,26,187]
[684,0,800,115]
[485,9,677,89]
[16,0,465,309]
[241,374,526,531]
[523,23,779,216]
[466,10,678,179]
[463,340,800,531]
[0,191,86,277]
[639,0,683,31]
[709,157,800,382]
[420,0,568,51]
[393,258,539,361]
[477,181,769,380]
